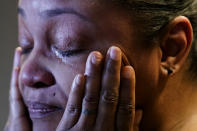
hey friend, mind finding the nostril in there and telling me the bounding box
[30,73,56,88]
[21,66,56,88]
[34,82,49,88]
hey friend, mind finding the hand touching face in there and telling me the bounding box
[17,0,160,130]
[5,47,143,131]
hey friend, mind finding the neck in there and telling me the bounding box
[140,72,197,131]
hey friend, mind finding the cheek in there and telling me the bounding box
[52,58,87,97]
[135,63,160,107]
[134,52,161,106]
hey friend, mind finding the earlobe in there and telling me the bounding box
[160,16,193,76]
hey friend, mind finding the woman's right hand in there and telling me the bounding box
[4,47,32,131]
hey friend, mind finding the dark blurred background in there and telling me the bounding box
[0,0,18,129]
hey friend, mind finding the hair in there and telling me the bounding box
[113,0,197,78]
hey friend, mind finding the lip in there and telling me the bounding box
[26,101,64,119]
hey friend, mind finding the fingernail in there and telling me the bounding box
[109,46,121,60]
[122,66,134,78]
[91,52,102,65]
[16,47,22,53]
[14,67,20,72]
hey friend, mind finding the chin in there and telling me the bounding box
[31,110,64,131]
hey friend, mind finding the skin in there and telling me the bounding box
[6,46,140,131]
[7,0,143,131]
[5,0,197,130]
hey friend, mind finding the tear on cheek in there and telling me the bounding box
[51,46,64,61]
[51,46,75,67]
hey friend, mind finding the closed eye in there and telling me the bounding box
[21,47,33,54]
[58,49,85,57]
[51,46,85,58]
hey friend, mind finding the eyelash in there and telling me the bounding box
[21,45,84,58]
[51,46,84,58]
[21,47,32,54]
[58,49,84,57]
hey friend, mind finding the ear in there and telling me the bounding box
[160,16,193,76]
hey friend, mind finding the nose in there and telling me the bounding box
[21,60,56,88]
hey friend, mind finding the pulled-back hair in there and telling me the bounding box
[114,0,197,78]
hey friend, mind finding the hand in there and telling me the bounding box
[4,47,32,131]
[56,46,143,131]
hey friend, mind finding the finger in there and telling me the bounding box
[116,66,136,131]
[96,46,122,129]
[8,47,32,131]
[77,51,103,128]
[133,110,143,131]
[13,47,22,68]
[9,47,26,119]
[57,74,85,131]
[122,52,130,66]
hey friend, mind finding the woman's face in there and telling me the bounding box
[18,0,161,130]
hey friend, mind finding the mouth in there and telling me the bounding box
[26,101,64,119]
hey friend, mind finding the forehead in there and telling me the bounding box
[18,0,100,11]
[18,0,137,45]
[17,0,106,25]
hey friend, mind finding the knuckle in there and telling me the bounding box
[66,104,81,115]
[118,103,135,116]
[83,94,98,106]
[102,90,118,104]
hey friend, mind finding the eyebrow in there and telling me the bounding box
[18,7,91,23]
